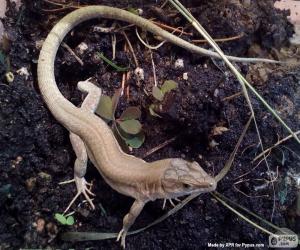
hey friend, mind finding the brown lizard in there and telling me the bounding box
[38,5,277,247]
[55,77,216,247]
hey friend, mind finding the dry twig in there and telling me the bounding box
[143,137,177,158]
[61,42,84,66]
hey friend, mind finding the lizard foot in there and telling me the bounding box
[162,198,177,210]
[116,228,127,249]
[62,176,96,214]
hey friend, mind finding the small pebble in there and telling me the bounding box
[214,88,219,97]
[134,67,144,81]
[36,218,45,233]
[174,58,184,68]
[25,177,36,192]
[16,67,30,80]
[137,8,143,15]
[11,156,23,168]
[183,72,188,80]
[209,140,219,148]
[77,42,88,54]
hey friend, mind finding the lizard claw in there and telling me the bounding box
[162,198,176,209]
[168,198,176,207]
[116,228,127,249]
[62,176,96,214]
[74,176,96,209]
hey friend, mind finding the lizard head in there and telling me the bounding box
[161,158,216,199]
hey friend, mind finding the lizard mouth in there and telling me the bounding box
[181,175,217,190]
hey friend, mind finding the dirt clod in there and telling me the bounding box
[35,218,46,233]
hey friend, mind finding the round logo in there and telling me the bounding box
[270,236,278,246]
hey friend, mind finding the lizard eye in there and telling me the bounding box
[183,183,190,189]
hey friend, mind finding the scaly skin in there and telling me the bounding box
[35,5,266,247]
[67,79,102,212]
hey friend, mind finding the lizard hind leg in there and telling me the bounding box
[62,79,102,213]
[117,200,146,249]
[62,133,96,214]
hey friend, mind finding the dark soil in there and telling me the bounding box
[0,0,299,249]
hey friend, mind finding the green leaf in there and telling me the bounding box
[96,95,113,120]
[112,124,131,153]
[118,119,142,135]
[127,7,139,15]
[55,213,67,225]
[112,88,122,115]
[152,86,164,101]
[161,80,178,94]
[96,52,128,72]
[120,107,141,120]
[149,105,162,118]
[125,133,145,148]
[66,216,75,225]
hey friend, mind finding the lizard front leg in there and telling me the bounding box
[117,199,146,248]
[62,79,102,213]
